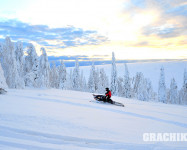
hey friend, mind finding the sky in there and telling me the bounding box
[0,0,186,61]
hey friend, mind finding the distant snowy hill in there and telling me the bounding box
[74,61,187,91]
[0,89,186,149]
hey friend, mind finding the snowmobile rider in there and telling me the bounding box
[105,88,113,104]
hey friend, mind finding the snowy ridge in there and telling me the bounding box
[0,89,186,149]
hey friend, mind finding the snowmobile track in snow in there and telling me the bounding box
[7,94,187,128]
[0,125,160,150]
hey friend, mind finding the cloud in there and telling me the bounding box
[48,54,111,62]
[120,0,187,49]
[48,55,90,62]
[143,25,187,38]
[48,54,114,67]
[132,41,149,47]
[165,2,187,16]
[0,19,108,49]
[142,1,187,37]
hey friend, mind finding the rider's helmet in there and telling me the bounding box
[105,87,109,91]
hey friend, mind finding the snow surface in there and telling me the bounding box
[0,88,187,150]
[75,61,187,91]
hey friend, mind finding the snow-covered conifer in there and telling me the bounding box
[168,78,178,104]
[137,73,149,101]
[0,63,8,89]
[65,69,73,90]
[133,72,141,95]
[38,47,50,88]
[94,68,99,92]
[15,41,25,88]
[179,69,187,104]
[111,52,118,95]
[59,60,66,90]
[98,68,109,94]
[72,58,80,90]
[79,70,85,91]
[132,72,152,101]
[88,62,95,93]
[82,76,87,92]
[1,37,20,88]
[0,43,3,55]
[24,43,40,87]
[117,77,124,96]
[123,63,131,98]
[158,67,166,103]
[183,68,187,90]
[146,79,154,101]
[49,61,59,88]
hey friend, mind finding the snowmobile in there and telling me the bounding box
[93,94,125,107]
[0,88,7,94]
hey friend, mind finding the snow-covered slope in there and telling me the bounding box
[0,89,187,150]
[75,61,187,91]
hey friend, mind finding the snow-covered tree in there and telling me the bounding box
[133,72,141,95]
[136,73,149,101]
[158,67,166,103]
[94,68,99,92]
[98,68,109,94]
[24,43,40,87]
[72,58,80,90]
[49,61,59,88]
[111,52,118,95]
[179,69,187,104]
[123,63,131,98]
[88,62,95,93]
[136,73,146,101]
[117,77,124,96]
[168,78,178,104]
[184,69,187,88]
[65,69,73,90]
[0,63,8,89]
[1,37,20,88]
[82,76,87,92]
[80,70,87,91]
[15,41,25,88]
[38,47,50,88]
[146,79,155,101]
[0,43,3,55]
[132,72,152,101]
[59,60,66,90]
